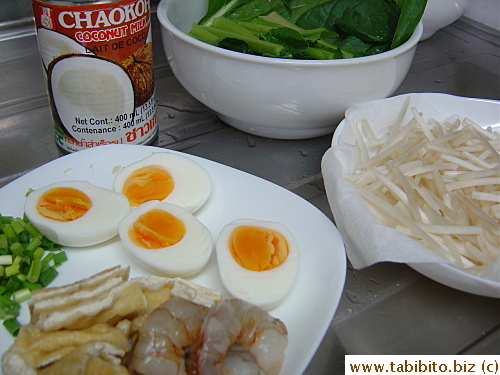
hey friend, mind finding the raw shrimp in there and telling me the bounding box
[128,297,208,375]
[197,298,288,375]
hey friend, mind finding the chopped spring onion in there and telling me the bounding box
[33,247,44,260]
[52,251,68,266]
[24,222,42,239]
[9,242,23,257]
[22,280,42,291]
[0,212,67,336]
[1,224,16,238]
[0,233,8,249]
[3,317,22,337]
[41,252,54,265]
[39,266,58,287]
[0,295,20,320]
[27,259,42,283]
[12,288,31,303]
[0,254,12,265]
[25,237,42,252]
[5,262,20,278]
[10,219,25,236]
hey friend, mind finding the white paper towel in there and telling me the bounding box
[321,93,500,285]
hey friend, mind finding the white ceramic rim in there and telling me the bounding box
[328,93,500,298]
[409,262,500,296]
[157,0,424,67]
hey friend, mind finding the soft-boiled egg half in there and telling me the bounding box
[24,180,130,247]
[112,152,211,213]
[118,200,213,277]
[216,219,299,309]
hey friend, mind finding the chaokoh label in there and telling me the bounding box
[32,0,157,153]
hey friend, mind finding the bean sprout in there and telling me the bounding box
[346,105,500,268]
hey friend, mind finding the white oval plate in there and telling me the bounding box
[323,93,499,298]
[0,144,346,375]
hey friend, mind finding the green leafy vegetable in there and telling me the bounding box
[391,0,427,48]
[262,27,309,56]
[335,0,399,43]
[225,0,288,22]
[340,35,373,54]
[274,0,334,23]
[199,0,289,26]
[296,0,360,30]
[188,0,427,59]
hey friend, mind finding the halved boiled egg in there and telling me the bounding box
[216,219,299,309]
[112,152,211,213]
[118,200,213,277]
[24,180,130,247]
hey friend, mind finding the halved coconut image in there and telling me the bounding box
[48,54,135,139]
[36,28,92,69]
[121,42,154,107]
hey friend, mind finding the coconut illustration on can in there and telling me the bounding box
[121,42,155,107]
[48,54,136,140]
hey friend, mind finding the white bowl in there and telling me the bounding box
[420,0,469,41]
[322,93,500,298]
[157,0,423,139]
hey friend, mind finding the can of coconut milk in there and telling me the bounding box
[32,0,157,153]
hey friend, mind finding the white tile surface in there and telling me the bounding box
[464,0,500,30]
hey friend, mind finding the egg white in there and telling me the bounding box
[24,180,131,247]
[118,200,213,277]
[216,218,299,309]
[112,152,211,213]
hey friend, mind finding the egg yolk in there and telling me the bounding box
[229,225,289,271]
[129,208,186,249]
[122,165,174,206]
[36,187,92,221]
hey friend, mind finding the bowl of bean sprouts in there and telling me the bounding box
[322,92,500,298]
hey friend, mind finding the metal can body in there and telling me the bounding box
[32,0,157,152]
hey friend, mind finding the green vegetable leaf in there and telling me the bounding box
[296,0,364,30]
[262,27,309,56]
[225,0,286,22]
[389,0,405,11]
[336,0,399,43]
[391,0,427,48]
[280,0,293,15]
[199,0,286,25]
[365,41,391,55]
[218,37,252,53]
[199,0,237,26]
[302,46,343,60]
[199,0,262,25]
[273,0,335,23]
[339,35,373,53]
[190,0,423,59]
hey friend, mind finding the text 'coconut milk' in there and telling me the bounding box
[32,0,157,152]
